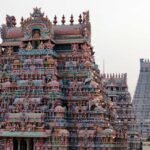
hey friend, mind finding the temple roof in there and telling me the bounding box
[101,73,127,87]
[1,25,83,39]
[0,8,91,45]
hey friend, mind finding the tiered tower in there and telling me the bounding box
[101,73,140,150]
[133,59,150,140]
[0,8,127,150]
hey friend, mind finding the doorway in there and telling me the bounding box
[20,139,27,150]
[13,138,34,150]
[13,138,18,150]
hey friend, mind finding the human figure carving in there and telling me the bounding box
[45,40,54,50]
[26,42,33,50]
[7,47,13,56]
[6,15,16,27]
[38,41,45,49]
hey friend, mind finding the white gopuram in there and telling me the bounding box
[133,59,150,140]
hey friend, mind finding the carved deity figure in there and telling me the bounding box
[71,79,78,89]
[30,7,44,18]
[83,11,89,24]
[35,140,43,150]
[19,42,24,49]
[6,15,16,27]
[6,140,12,150]
[20,122,25,131]
[38,41,45,49]
[27,123,32,131]
[7,47,13,56]
[72,43,78,51]
[81,43,90,52]
[26,42,33,50]
[32,30,41,39]
[6,123,11,131]
[45,40,54,50]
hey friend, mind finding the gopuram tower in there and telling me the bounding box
[101,74,140,150]
[0,8,127,150]
[133,59,150,140]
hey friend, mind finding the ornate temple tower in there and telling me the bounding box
[0,8,127,150]
[101,74,140,150]
[133,59,150,140]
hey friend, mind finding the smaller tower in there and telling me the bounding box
[102,73,140,150]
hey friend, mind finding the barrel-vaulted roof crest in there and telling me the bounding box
[21,7,53,41]
[30,7,44,18]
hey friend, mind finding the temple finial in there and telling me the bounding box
[6,15,16,27]
[30,7,44,18]
[53,15,57,25]
[61,15,65,25]
[83,11,89,24]
[20,17,24,26]
[70,14,74,25]
[78,14,82,24]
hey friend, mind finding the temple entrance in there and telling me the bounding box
[20,139,27,150]
[13,138,34,150]
[13,138,18,150]
[29,139,34,150]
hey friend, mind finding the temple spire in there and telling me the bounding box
[78,14,82,24]
[20,17,24,26]
[30,7,44,18]
[61,15,65,25]
[70,14,74,25]
[53,15,57,25]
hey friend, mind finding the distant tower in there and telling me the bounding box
[102,73,140,149]
[133,59,150,140]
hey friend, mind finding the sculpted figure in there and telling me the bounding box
[6,140,11,150]
[19,42,24,49]
[72,43,78,51]
[7,47,13,56]
[45,40,54,50]
[38,41,45,49]
[27,123,32,131]
[35,140,42,150]
[20,122,25,131]
[83,11,89,24]
[6,123,11,131]
[6,15,16,27]
[26,42,33,50]
[32,30,40,39]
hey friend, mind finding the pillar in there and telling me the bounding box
[4,139,6,150]
[26,139,30,150]
[18,139,20,150]
[33,139,36,150]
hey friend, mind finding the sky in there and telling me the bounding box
[1,0,150,97]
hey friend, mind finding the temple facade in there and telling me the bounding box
[133,59,150,140]
[101,74,140,150]
[0,8,128,150]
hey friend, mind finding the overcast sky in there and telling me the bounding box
[1,0,150,97]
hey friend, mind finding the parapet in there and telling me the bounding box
[0,8,91,45]
[100,73,127,79]
[100,73,127,87]
[140,58,150,72]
